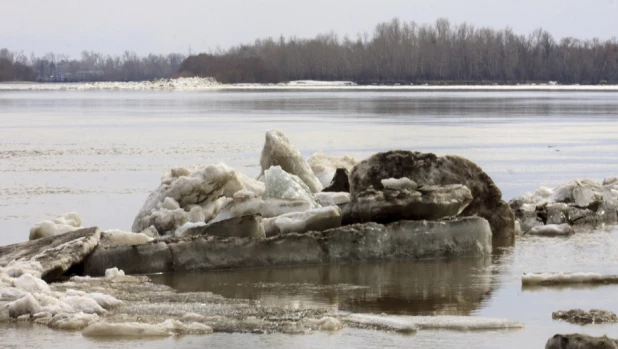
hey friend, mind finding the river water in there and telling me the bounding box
[1,89,618,347]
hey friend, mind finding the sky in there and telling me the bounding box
[2,0,617,58]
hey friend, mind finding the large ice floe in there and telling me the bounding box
[82,217,492,276]
[1,129,534,338]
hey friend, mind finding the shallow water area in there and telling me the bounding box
[2,87,618,347]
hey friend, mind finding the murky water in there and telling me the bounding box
[2,89,618,347]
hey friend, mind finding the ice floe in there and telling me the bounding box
[343,314,523,332]
[522,272,618,286]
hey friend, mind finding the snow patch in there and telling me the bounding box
[12,273,50,293]
[101,230,153,247]
[104,267,125,278]
[381,177,419,191]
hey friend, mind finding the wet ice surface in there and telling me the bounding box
[2,90,618,347]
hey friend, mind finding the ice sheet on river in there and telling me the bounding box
[522,272,618,286]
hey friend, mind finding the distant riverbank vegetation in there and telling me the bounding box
[0,48,185,82]
[180,18,618,85]
[2,18,618,84]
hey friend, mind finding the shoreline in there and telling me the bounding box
[3,79,618,92]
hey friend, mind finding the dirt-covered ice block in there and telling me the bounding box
[350,150,515,241]
[552,309,618,325]
[546,334,618,349]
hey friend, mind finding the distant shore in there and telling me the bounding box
[2,78,618,92]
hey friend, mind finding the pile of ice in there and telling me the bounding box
[131,130,353,237]
[29,212,83,240]
[0,260,121,330]
[510,178,618,234]
[0,260,218,335]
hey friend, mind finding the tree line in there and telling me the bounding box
[180,18,618,84]
[2,18,618,84]
[0,48,185,82]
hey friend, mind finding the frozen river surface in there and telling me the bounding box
[1,89,618,348]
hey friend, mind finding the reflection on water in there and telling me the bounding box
[149,258,494,316]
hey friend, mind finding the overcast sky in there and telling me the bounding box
[2,0,617,58]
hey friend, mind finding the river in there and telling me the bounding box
[1,88,618,347]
